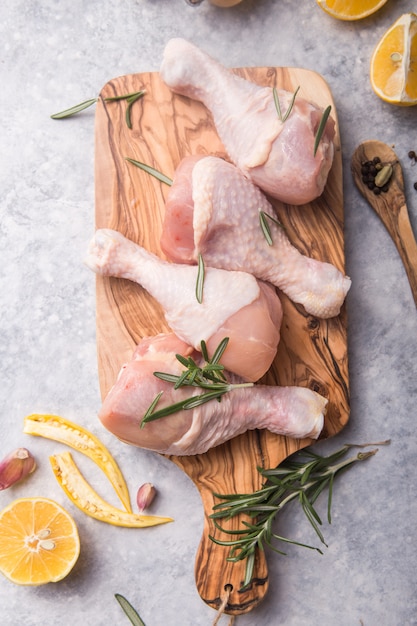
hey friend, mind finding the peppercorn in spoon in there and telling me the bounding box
[351,140,417,308]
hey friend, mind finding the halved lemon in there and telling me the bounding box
[370,13,417,105]
[316,0,388,21]
[0,497,80,585]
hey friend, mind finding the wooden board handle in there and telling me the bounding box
[171,432,301,615]
[195,492,269,614]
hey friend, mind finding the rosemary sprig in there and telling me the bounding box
[115,594,146,626]
[50,90,146,128]
[125,157,173,186]
[141,338,253,426]
[273,85,300,123]
[210,440,390,588]
[313,104,332,156]
[259,209,284,246]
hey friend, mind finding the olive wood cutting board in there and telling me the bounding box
[94,66,349,616]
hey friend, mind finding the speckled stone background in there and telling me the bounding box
[1,1,416,624]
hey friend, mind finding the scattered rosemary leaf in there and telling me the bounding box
[50,98,98,119]
[195,253,205,303]
[259,210,284,245]
[125,158,173,186]
[125,91,146,129]
[259,210,273,245]
[115,594,146,626]
[313,105,332,156]
[273,85,300,123]
[104,90,146,102]
[272,87,283,121]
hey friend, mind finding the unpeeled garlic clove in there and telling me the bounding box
[0,447,37,490]
[136,482,156,512]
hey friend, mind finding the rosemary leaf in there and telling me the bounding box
[104,90,146,102]
[196,253,205,304]
[115,594,146,626]
[210,336,229,365]
[141,396,192,425]
[259,211,273,246]
[273,85,300,123]
[242,551,256,588]
[125,158,173,186]
[259,210,284,246]
[269,533,322,555]
[124,92,146,129]
[153,372,182,385]
[272,87,283,121]
[141,391,164,426]
[141,389,227,425]
[125,103,134,129]
[200,340,209,362]
[175,353,193,368]
[313,105,332,156]
[327,474,334,524]
[50,98,98,119]
[181,389,225,409]
[282,85,300,122]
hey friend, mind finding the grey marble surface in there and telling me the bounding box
[1,0,417,624]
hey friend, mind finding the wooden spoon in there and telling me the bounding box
[351,140,417,307]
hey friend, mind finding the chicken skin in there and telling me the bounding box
[160,38,335,205]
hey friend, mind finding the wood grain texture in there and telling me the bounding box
[351,140,417,308]
[94,67,349,615]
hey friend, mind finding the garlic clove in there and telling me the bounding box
[0,448,36,490]
[136,483,156,513]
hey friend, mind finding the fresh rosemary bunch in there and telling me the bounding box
[141,337,253,426]
[210,440,390,588]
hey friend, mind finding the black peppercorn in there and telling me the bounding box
[361,156,392,193]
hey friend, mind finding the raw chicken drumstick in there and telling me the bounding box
[161,156,351,319]
[85,228,282,382]
[160,38,335,205]
[98,333,327,456]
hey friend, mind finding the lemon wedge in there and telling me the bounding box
[316,0,388,21]
[370,13,417,105]
[0,497,80,585]
[24,413,132,512]
[50,451,173,528]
